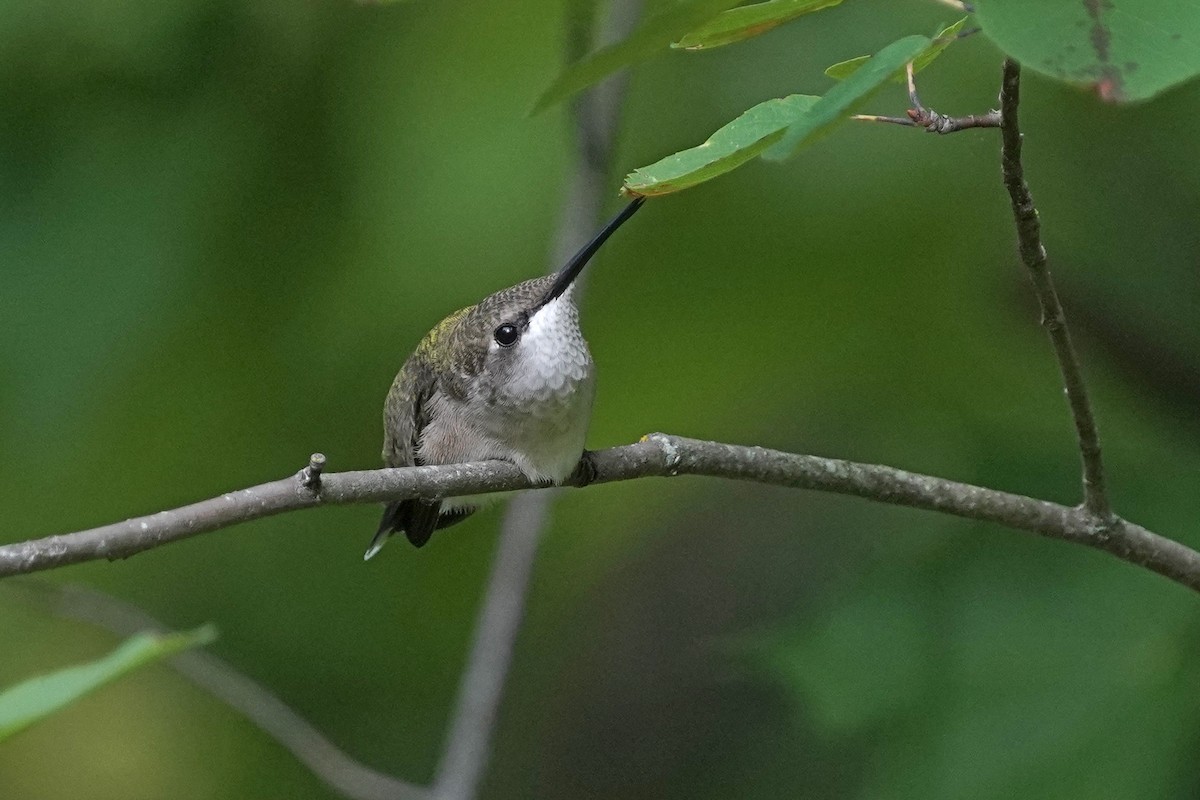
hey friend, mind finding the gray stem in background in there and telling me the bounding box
[429,2,643,799]
[428,492,549,800]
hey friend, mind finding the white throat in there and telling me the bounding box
[502,295,591,403]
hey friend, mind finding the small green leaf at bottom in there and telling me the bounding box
[0,625,217,741]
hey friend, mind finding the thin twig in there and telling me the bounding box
[849,109,999,133]
[851,114,923,127]
[428,2,644,799]
[998,58,1111,519]
[853,58,1109,515]
[906,60,923,109]
[4,580,427,800]
[853,62,1001,134]
[1,434,1195,591]
[300,452,326,491]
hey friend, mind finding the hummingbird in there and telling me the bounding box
[365,196,645,559]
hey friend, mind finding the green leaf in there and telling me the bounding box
[974,0,1200,102]
[764,34,930,161]
[671,0,845,52]
[532,0,744,113]
[624,94,819,195]
[0,625,217,741]
[823,55,870,80]
[825,17,968,80]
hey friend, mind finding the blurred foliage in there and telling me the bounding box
[670,0,845,52]
[533,0,744,111]
[2,1,1200,799]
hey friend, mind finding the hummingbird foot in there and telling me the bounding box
[568,450,599,487]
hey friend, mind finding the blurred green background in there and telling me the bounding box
[3,0,1200,797]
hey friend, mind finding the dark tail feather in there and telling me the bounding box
[403,500,442,548]
[364,501,405,560]
[364,498,446,559]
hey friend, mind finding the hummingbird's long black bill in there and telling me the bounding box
[538,195,646,309]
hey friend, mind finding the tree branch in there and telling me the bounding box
[998,58,1111,519]
[2,434,1198,591]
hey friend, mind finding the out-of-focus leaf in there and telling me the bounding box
[671,0,845,52]
[974,0,1200,102]
[825,17,968,80]
[764,34,929,160]
[532,0,744,113]
[0,626,216,741]
[623,94,819,195]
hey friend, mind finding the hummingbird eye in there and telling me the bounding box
[493,323,519,348]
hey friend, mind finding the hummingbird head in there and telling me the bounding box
[446,197,645,400]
